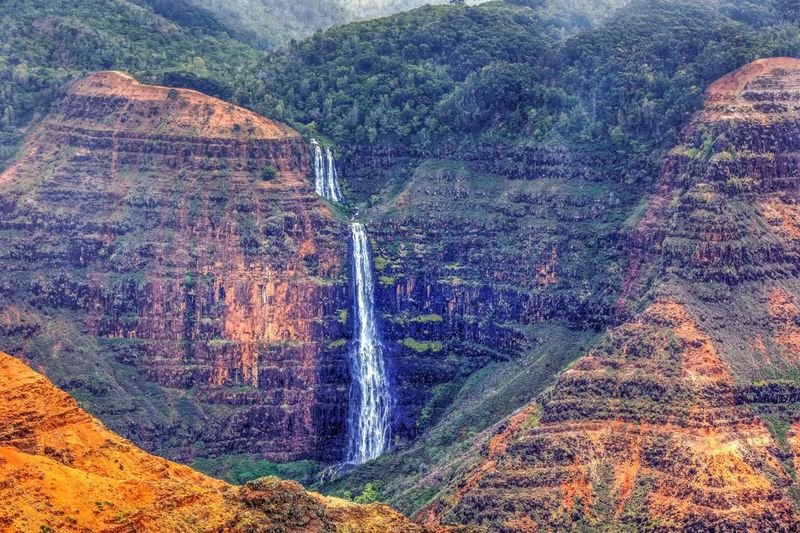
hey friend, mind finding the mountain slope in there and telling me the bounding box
[183,0,629,51]
[0,349,424,532]
[421,57,800,531]
[307,0,794,507]
[0,71,351,463]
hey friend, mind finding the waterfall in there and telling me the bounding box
[308,138,391,463]
[311,138,343,202]
[346,222,392,463]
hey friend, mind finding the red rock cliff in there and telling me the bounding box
[0,71,351,461]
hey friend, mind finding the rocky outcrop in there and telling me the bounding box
[421,58,800,530]
[0,72,351,462]
[0,350,430,532]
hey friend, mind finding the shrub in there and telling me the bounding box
[261,165,277,181]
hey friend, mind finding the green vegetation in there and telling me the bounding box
[258,3,552,149]
[327,338,348,349]
[410,313,443,323]
[0,0,259,168]
[6,0,799,184]
[261,164,277,181]
[416,382,459,429]
[192,454,323,486]
[353,482,379,504]
[401,337,443,353]
[253,0,800,184]
[184,0,348,50]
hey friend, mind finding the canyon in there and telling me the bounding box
[3,3,800,531]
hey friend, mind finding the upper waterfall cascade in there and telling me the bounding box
[311,138,343,202]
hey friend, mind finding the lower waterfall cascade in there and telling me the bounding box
[346,221,392,463]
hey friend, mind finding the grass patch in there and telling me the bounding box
[410,314,443,324]
[327,338,348,349]
[401,338,444,353]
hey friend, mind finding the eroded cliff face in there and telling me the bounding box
[0,72,351,461]
[346,142,633,442]
[421,58,800,530]
[0,350,427,532]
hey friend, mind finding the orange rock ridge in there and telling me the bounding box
[0,71,350,461]
[0,350,434,533]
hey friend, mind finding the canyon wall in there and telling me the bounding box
[422,58,800,531]
[340,140,633,441]
[0,72,351,461]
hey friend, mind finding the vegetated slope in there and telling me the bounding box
[184,0,491,50]
[259,0,636,152]
[0,350,426,532]
[338,0,483,19]
[0,71,353,463]
[182,0,627,51]
[2,0,799,499]
[0,0,261,170]
[260,0,787,159]
[421,57,800,531]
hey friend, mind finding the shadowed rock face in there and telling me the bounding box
[0,350,429,532]
[421,58,800,531]
[0,71,351,462]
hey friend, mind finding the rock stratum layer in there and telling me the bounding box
[0,350,425,532]
[0,71,351,461]
[422,58,800,531]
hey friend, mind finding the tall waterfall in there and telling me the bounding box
[308,138,392,464]
[346,222,392,463]
[311,138,343,202]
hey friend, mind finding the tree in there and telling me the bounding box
[354,483,379,504]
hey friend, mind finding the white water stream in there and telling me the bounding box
[311,138,343,202]
[346,222,392,463]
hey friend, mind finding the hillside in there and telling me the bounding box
[421,57,800,531]
[182,0,631,50]
[183,0,349,49]
[4,1,800,529]
[184,1,490,50]
[0,349,424,532]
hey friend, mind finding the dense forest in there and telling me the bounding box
[4,0,799,182]
[0,0,263,166]
[255,0,800,182]
[183,0,349,49]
